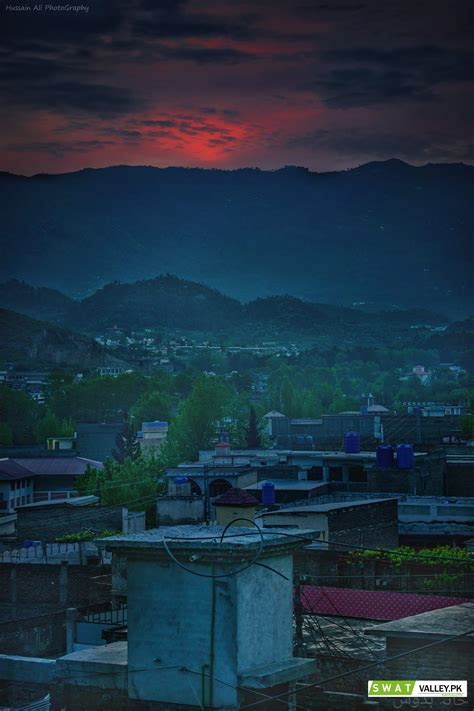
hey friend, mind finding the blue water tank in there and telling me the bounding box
[296,435,305,445]
[376,444,394,468]
[396,444,414,469]
[344,432,360,454]
[262,482,276,505]
[360,405,368,416]
[306,435,314,445]
[174,476,189,485]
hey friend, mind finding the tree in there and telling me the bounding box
[77,457,164,510]
[0,422,13,446]
[162,375,231,466]
[112,419,141,463]
[34,412,74,444]
[131,391,173,427]
[246,407,261,448]
[0,385,39,444]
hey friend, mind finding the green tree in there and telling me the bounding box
[34,412,74,444]
[112,419,141,463]
[131,391,173,426]
[246,406,262,448]
[162,375,231,466]
[77,457,164,510]
[0,385,39,444]
[0,422,13,446]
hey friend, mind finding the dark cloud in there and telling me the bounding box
[7,139,116,157]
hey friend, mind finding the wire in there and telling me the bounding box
[240,624,474,709]
[162,518,264,579]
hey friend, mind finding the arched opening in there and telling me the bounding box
[188,478,202,495]
[209,478,232,498]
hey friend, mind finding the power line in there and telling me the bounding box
[240,624,474,709]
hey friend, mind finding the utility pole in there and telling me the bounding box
[294,578,304,657]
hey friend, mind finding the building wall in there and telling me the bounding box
[367,453,445,496]
[156,497,205,525]
[16,505,125,542]
[446,463,474,497]
[215,506,256,528]
[327,499,398,549]
[76,423,123,462]
[384,637,474,687]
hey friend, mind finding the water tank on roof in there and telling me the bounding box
[261,482,275,506]
[396,444,414,469]
[305,435,314,445]
[376,444,394,468]
[174,476,189,485]
[360,405,368,416]
[296,435,305,445]
[344,432,360,454]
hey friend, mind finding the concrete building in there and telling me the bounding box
[0,456,102,511]
[136,420,168,456]
[365,603,474,689]
[214,487,258,527]
[56,525,318,709]
[264,410,462,447]
[259,498,398,550]
[76,423,123,462]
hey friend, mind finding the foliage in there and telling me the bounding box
[112,419,141,463]
[0,421,13,446]
[246,406,262,448]
[50,372,150,422]
[34,411,74,444]
[55,529,121,543]
[349,545,474,569]
[161,374,232,466]
[131,390,173,427]
[76,457,164,510]
[0,384,39,444]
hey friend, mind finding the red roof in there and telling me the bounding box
[215,441,230,448]
[214,487,258,507]
[300,586,469,621]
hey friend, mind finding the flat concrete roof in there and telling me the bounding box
[245,480,326,491]
[98,524,316,557]
[365,602,474,640]
[261,498,397,515]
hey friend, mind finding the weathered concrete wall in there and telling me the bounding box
[385,637,474,687]
[327,498,398,549]
[156,497,205,525]
[16,505,124,542]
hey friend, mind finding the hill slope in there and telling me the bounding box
[0,308,127,368]
[0,161,472,315]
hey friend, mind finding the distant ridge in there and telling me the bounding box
[0,160,472,315]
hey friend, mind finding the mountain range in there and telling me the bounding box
[0,160,472,316]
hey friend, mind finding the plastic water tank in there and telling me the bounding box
[261,482,276,505]
[305,435,314,445]
[344,432,360,454]
[376,444,394,468]
[396,444,414,469]
[174,476,189,485]
[360,405,368,416]
[296,435,305,445]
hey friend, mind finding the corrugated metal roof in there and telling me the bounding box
[0,458,32,481]
[9,457,103,476]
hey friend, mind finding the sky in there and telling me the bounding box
[0,0,473,175]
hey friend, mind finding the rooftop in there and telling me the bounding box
[214,487,259,507]
[246,480,327,491]
[302,587,470,622]
[98,524,315,559]
[365,602,474,639]
[261,498,396,515]
[12,457,104,476]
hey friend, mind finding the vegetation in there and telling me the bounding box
[55,529,121,543]
[76,457,164,510]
